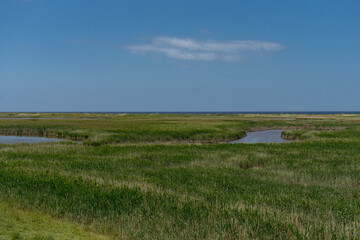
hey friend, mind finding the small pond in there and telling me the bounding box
[0,135,66,144]
[229,130,293,144]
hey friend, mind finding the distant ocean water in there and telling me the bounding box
[104,111,360,115]
[4,111,360,115]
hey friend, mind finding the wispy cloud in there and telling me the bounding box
[124,36,283,61]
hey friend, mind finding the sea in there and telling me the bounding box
[2,111,359,115]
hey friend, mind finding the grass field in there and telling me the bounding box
[1,113,360,239]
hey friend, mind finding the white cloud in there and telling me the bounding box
[124,36,283,61]
[126,44,217,61]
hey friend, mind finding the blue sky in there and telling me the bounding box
[1,0,359,112]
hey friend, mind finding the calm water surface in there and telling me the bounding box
[229,130,293,143]
[0,135,65,144]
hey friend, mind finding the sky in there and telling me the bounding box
[1,0,359,112]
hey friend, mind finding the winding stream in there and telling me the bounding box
[0,135,66,144]
[0,130,293,144]
[229,130,293,144]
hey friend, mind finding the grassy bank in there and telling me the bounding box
[1,113,360,239]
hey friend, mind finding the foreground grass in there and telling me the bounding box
[0,202,109,240]
[1,113,360,239]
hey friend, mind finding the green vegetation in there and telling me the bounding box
[0,202,109,240]
[1,113,360,239]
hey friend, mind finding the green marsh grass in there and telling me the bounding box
[1,113,360,239]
